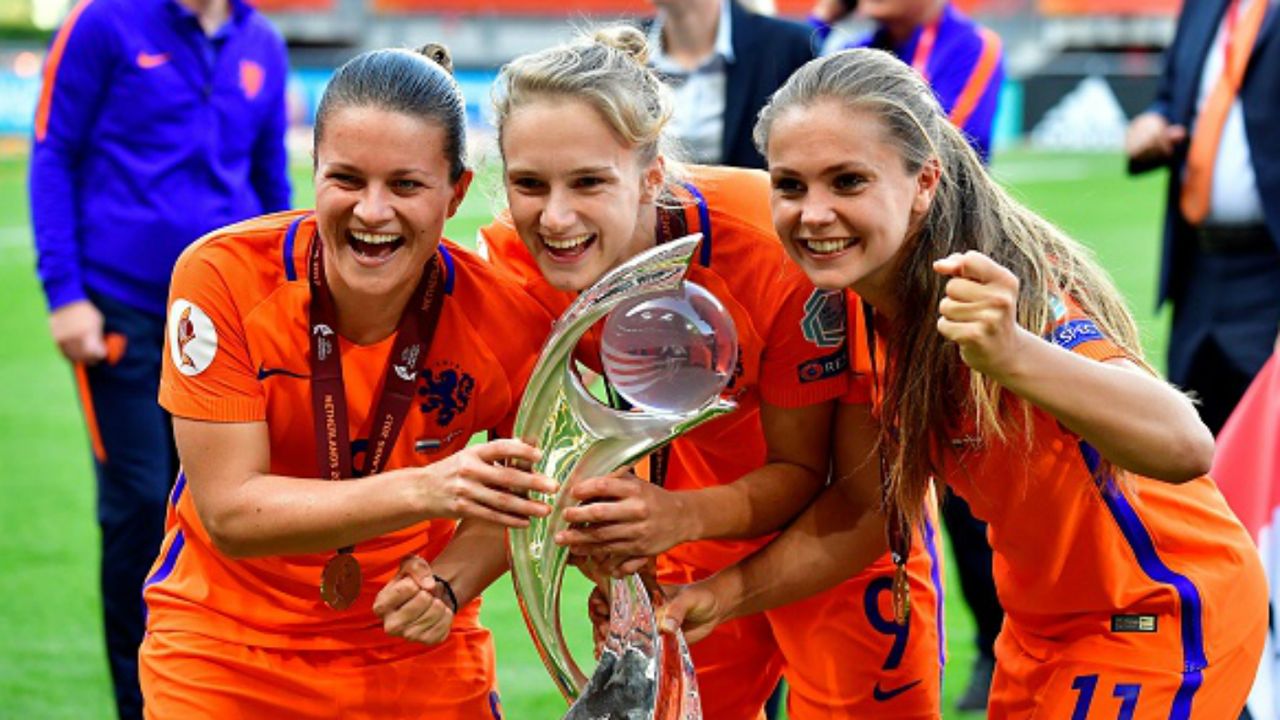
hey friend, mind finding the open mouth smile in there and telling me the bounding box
[541,232,597,261]
[348,229,405,263]
[800,237,858,256]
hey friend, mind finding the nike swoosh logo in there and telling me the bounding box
[136,51,170,69]
[257,365,308,381]
[872,679,922,702]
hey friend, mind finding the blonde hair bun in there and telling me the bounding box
[593,25,650,67]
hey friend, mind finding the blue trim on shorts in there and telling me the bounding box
[679,181,713,268]
[1079,441,1207,718]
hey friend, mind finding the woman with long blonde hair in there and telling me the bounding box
[665,48,1266,717]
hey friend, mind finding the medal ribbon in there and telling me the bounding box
[308,238,446,550]
[862,300,912,625]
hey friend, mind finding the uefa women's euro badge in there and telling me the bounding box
[508,234,738,719]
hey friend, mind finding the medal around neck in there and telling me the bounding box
[320,552,362,611]
[509,234,738,719]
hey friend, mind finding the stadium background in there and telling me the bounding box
[0,0,1175,716]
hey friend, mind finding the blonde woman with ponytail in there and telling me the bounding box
[480,27,944,720]
[664,48,1267,717]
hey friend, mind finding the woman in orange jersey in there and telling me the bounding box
[137,45,559,719]
[664,48,1267,718]
[477,27,943,719]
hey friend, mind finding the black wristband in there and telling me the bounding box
[433,574,459,614]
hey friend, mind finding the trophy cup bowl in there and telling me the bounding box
[508,234,737,719]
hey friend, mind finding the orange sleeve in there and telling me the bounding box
[1044,293,1128,364]
[159,243,266,422]
[758,277,851,408]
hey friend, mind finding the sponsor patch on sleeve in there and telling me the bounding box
[168,299,218,376]
[1049,318,1105,351]
[801,289,846,349]
[797,344,849,384]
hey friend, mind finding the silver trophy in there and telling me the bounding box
[508,234,737,719]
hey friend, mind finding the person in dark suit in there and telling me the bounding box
[1125,0,1280,438]
[645,0,816,169]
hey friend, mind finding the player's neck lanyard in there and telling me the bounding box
[307,237,445,610]
[862,300,912,626]
[909,17,941,81]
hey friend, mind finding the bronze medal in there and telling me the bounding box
[892,563,911,626]
[320,553,362,611]
[307,243,445,612]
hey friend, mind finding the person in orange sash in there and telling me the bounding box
[138,44,557,719]
[664,48,1267,719]
[478,27,943,719]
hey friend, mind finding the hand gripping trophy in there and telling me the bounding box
[507,234,738,719]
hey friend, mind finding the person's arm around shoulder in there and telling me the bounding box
[932,250,1213,481]
[30,5,118,363]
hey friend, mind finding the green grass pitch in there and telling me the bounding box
[0,147,1169,718]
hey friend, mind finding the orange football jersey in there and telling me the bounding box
[144,210,553,649]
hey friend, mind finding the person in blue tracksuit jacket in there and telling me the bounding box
[29,0,290,715]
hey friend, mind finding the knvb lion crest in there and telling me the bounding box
[418,365,475,427]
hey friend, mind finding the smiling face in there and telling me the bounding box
[314,104,471,307]
[767,99,938,311]
[501,97,663,293]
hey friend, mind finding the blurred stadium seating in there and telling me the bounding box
[0,0,1187,152]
